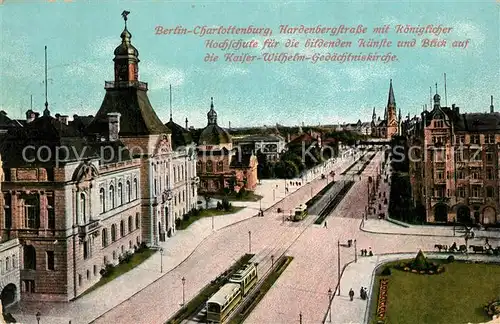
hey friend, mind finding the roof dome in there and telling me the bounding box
[114,28,139,57]
[165,119,193,149]
[199,124,231,145]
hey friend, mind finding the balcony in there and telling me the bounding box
[104,81,148,91]
[434,178,446,184]
[469,179,483,185]
[468,197,484,204]
[78,220,101,239]
[468,160,483,168]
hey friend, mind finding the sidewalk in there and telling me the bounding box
[327,252,500,324]
[10,156,352,324]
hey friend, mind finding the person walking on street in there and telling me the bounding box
[324,221,327,228]
[368,247,373,256]
[349,289,354,301]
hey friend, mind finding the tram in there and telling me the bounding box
[293,204,308,221]
[206,263,259,323]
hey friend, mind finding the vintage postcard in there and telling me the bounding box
[0,1,499,323]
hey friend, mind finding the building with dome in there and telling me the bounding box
[165,101,199,224]
[197,98,258,194]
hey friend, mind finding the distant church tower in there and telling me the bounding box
[385,79,398,138]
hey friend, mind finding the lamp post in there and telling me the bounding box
[273,188,275,201]
[36,312,41,324]
[159,248,164,273]
[181,277,186,306]
[299,311,302,324]
[248,231,252,253]
[327,288,332,322]
[271,254,274,268]
[337,240,341,296]
[212,213,214,231]
[354,239,357,263]
[259,198,263,214]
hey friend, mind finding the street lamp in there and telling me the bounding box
[299,311,303,324]
[248,231,252,253]
[273,188,276,201]
[327,288,333,322]
[159,248,164,273]
[354,239,357,263]
[36,312,41,324]
[271,254,274,268]
[337,240,341,296]
[181,277,186,306]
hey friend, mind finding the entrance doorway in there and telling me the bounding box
[1,283,17,308]
[434,204,448,222]
[457,206,471,224]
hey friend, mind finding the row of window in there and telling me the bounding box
[429,149,497,163]
[433,186,495,198]
[197,160,224,173]
[101,214,140,249]
[0,253,17,274]
[98,178,139,214]
[434,169,497,180]
[3,193,55,230]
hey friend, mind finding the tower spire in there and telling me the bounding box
[169,84,172,121]
[491,95,494,113]
[121,10,130,29]
[207,97,217,125]
[43,45,50,116]
[387,79,396,106]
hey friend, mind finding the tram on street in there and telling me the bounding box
[206,283,241,323]
[293,204,308,221]
[229,262,258,296]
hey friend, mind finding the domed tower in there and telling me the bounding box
[198,97,232,150]
[113,11,139,82]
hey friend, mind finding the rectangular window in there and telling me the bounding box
[436,171,444,179]
[471,186,481,197]
[486,152,494,163]
[23,280,35,293]
[487,169,495,180]
[47,194,55,229]
[456,135,465,144]
[486,134,495,144]
[83,242,90,260]
[457,187,466,198]
[46,251,55,270]
[471,134,480,144]
[4,193,11,229]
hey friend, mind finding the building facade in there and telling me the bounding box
[408,93,500,225]
[197,99,258,194]
[233,134,286,161]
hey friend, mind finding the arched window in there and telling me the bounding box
[117,182,123,206]
[128,216,133,233]
[196,161,202,173]
[79,193,86,224]
[217,161,224,172]
[99,188,106,213]
[133,178,138,199]
[111,224,116,242]
[109,185,115,209]
[24,245,36,270]
[135,213,140,229]
[206,160,213,172]
[102,228,108,247]
[120,220,125,237]
[126,180,131,202]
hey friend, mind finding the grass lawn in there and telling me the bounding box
[370,260,500,324]
[176,207,245,230]
[79,249,155,298]
[210,192,263,202]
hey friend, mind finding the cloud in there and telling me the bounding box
[219,65,249,77]
[93,37,119,58]
[141,61,185,90]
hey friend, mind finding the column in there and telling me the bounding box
[39,191,47,229]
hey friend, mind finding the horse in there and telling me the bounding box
[469,245,484,253]
[449,242,458,252]
[435,244,448,252]
[458,245,467,253]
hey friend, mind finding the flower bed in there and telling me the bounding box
[484,299,500,318]
[395,250,445,275]
[376,278,389,323]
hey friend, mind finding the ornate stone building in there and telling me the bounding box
[371,79,401,138]
[197,99,258,194]
[165,114,199,224]
[408,91,499,225]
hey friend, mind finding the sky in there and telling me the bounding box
[0,0,499,128]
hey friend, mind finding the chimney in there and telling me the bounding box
[107,112,121,141]
[228,121,231,129]
[185,117,188,130]
[490,95,494,113]
[58,115,69,125]
[452,104,459,114]
[25,110,37,123]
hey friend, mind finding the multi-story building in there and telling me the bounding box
[0,157,21,309]
[233,134,286,162]
[166,116,199,224]
[408,92,499,225]
[197,98,258,194]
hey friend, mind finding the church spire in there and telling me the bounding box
[207,97,217,125]
[387,79,396,107]
[490,95,494,113]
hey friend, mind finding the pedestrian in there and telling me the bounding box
[368,247,373,256]
[486,238,489,246]
[349,288,354,301]
[360,287,364,297]
[324,221,327,228]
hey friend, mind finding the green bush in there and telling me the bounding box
[175,218,182,228]
[191,208,200,216]
[216,201,223,210]
[222,198,232,211]
[381,266,392,276]
[100,263,115,277]
[183,213,190,221]
[447,255,455,263]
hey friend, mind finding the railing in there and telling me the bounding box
[469,179,483,185]
[468,197,485,204]
[104,80,148,90]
